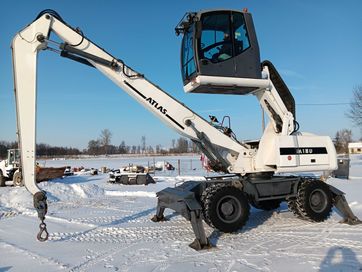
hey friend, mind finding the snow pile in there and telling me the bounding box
[41,178,106,203]
[104,190,156,198]
[0,187,34,214]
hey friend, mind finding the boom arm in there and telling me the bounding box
[12,11,251,197]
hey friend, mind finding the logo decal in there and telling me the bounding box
[280,147,327,155]
[146,97,167,115]
[124,81,184,130]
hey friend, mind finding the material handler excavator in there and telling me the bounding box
[11,9,360,249]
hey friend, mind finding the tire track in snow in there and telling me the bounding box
[0,210,20,219]
[50,222,196,244]
[49,207,362,257]
[48,210,188,226]
[12,187,358,271]
[0,240,68,270]
[48,207,193,243]
[55,216,361,272]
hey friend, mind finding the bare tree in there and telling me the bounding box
[347,85,362,129]
[334,129,352,154]
[99,129,112,154]
[118,141,127,154]
[87,139,101,155]
[141,136,146,154]
[147,145,154,154]
[176,137,189,153]
[189,140,199,153]
[155,144,161,154]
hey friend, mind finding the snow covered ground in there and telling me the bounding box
[0,154,361,272]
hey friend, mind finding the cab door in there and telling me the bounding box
[197,11,235,77]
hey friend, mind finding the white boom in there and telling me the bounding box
[11,12,242,196]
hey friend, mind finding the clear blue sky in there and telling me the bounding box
[1,0,361,149]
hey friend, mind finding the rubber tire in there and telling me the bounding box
[287,198,303,218]
[0,171,5,187]
[202,183,250,233]
[251,199,282,211]
[296,179,333,222]
[201,184,224,226]
[13,171,23,187]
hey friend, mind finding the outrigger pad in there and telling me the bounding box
[328,185,362,225]
[150,214,165,222]
[152,181,212,250]
[189,238,212,251]
[334,195,362,225]
[339,217,362,225]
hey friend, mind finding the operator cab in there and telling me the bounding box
[7,149,20,167]
[176,9,262,95]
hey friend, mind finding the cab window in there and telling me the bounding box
[233,12,250,55]
[181,24,196,81]
[199,12,232,63]
[198,11,250,63]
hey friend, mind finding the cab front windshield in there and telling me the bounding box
[8,149,20,165]
[198,11,250,63]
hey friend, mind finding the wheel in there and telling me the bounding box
[201,185,215,226]
[251,199,282,211]
[13,171,23,187]
[0,170,5,187]
[296,179,333,222]
[201,183,250,233]
[287,198,303,218]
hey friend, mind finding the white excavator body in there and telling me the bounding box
[10,9,358,249]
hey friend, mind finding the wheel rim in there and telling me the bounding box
[216,195,242,223]
[14,174,22,186]
[309,188,328,213]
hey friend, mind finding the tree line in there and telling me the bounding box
[86,129,198,156]
[0,141,82,159]
[0,141,18,159]
[0,130,199,159]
